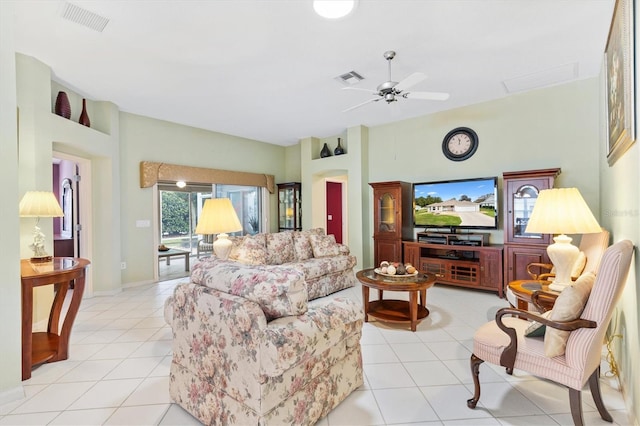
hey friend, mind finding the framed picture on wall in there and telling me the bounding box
[605,0,636,166]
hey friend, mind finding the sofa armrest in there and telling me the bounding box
[167,282,268,402]
[337,244,350,255]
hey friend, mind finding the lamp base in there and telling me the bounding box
[546,234,579,292]
[213,233,233,260]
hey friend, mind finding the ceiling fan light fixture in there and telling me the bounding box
[313,0,357,19]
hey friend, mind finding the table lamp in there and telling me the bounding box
[525,188,601,292]
[19,191,64,262]
[195,198,242,260]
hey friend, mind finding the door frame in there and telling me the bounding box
[325,178,348,244]
[52,151,93,297]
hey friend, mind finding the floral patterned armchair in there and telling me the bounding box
[164,259,364,425]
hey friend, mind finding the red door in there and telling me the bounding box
[326,181,343,244]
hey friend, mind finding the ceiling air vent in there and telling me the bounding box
[61,2,110,32]
[335,71,364,86]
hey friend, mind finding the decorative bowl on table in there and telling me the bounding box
[374,268,418,278]
[375,261,418,278]
[158,245,170,252]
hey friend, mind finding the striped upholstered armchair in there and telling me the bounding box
[467,240,633,426]
[196,234,214,259]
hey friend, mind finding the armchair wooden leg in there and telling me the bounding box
[467,353,484,409]
[588,367,613,422]
[569,388,584,426]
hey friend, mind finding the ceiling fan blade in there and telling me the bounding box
[341,87,378,94]
[342,97,381,112]
[403,91,450,101]
[395,72,427,91]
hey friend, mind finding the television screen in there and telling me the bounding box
[413,177,498,230]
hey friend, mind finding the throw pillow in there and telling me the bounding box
[525,310,553,337]
[544,272,595,357]
[266,231,295,265]
[231,233,267,265]
[309,234,340,257]
[292,228,324,261]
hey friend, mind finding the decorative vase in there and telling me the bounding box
[334,138,345,155]
[54,91,71,119]
[320,142,331,158]
[79,98,90,127]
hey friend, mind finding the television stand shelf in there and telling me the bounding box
[416,232,489,247]
[403,239,503,297]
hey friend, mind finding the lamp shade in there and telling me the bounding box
[525,188,601,235]
[195,198,242,235]
[19,191,64,217]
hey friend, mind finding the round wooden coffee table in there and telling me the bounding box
[356,268,436,331]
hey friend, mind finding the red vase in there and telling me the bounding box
[79,98,90,127]
[54,91,71,119]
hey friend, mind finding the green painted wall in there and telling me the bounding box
[118,112,287,284]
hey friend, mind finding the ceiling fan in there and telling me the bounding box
[342,51,449,112]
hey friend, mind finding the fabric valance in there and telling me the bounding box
[139,161,275,193]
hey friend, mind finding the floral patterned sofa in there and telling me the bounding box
[164,258,364,425]
[225,228,357,300]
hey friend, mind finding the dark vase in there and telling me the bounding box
[54,91,71,119]
[320,142,331,158]
[334,138,345,155]
[79,98,90,127]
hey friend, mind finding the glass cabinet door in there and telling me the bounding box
[512,184,542,239]
[378,192,397,233]
[277,182,301,231]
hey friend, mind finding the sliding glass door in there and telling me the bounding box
[159,185,212,254]
[159,183,263,255]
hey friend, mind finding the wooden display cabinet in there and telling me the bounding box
[502,168,560,286]
[370,181,413,266]
[277,182,301,231]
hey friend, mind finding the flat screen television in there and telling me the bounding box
[413,176,498,231]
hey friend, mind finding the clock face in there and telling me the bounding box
[442,127,478,161]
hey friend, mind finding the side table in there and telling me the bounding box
[508,279,559,312]
[356,268,436,332]
[21,257,90,380]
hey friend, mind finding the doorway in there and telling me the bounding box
[158,185,212,280]
[52,151,93,296]
[326,181,343,244]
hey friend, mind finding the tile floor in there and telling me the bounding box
[1,272,633,425]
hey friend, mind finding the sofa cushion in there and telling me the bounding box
[295,255,357,280]
[292,228,325,261]
[309,234,340,257]
[260,297,364,377]
[190,258,308,320]
[229,234,267,265]
[266,231,295,265]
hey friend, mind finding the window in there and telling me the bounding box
[159,183,264,254]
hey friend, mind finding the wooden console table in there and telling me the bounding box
[21,257,90,380]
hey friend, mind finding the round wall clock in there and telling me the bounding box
[442,127,479,161]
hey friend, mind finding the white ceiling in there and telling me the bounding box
[10,0,615,146]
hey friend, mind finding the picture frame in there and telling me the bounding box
[605,0,636,166]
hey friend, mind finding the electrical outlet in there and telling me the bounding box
[120,262,127,270]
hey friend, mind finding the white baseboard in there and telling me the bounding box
[122,279,156,289]
[91,288,123,297]
[0,384,25,406]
